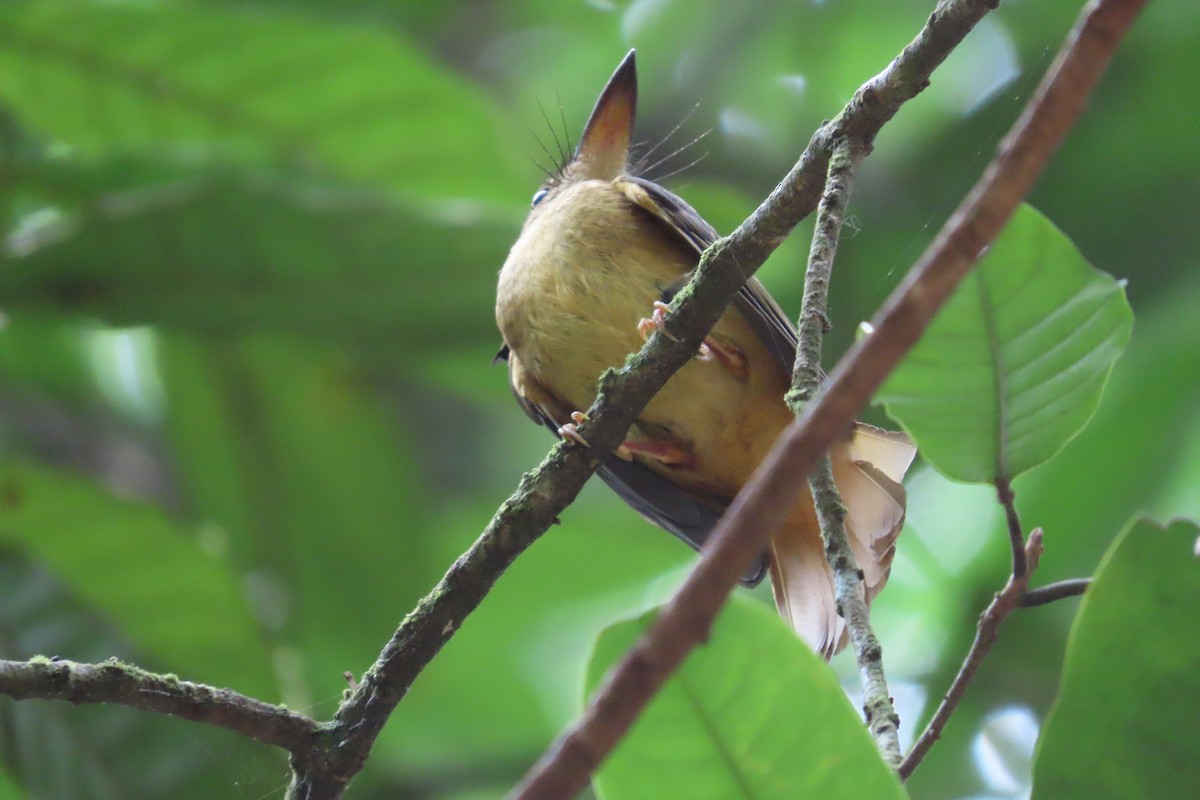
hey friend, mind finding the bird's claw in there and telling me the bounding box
[558,411,590,447]
[638,301,682,343]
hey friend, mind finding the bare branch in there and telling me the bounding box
[996,477,1028,577]
[789,140,862,406]
[899,529,1047,780]
[0,1,1144,797]
[511,0,1148,795]
[0,657,320,752]
[1020,577,1092,608]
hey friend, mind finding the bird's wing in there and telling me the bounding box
[616,175,919,658]
[615,175,799,373]
[497,344,767,586]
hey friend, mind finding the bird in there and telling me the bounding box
[494,50,915,658]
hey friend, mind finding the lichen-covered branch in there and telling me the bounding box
[509,0,1147,796]
[0,657,320,752]
[0,1,1143,798]
[788,140,862,406]
[783,138,904,769]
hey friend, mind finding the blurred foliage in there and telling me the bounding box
[0,1,1197,799]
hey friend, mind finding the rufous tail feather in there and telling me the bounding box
[769,424,916,658]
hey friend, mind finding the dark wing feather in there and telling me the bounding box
[496,344,767,585]
[618,176,799,373]
[608,175,808,585]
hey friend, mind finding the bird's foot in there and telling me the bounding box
[638,301,748,378]
[557,411,590,447]
[614,438,689,466]
[560,412,689,467]
[696,336,748,378]
[637,301,681,343]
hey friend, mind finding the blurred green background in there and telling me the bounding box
[0,0,1197,798]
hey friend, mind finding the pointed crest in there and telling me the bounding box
[574,49,637,180]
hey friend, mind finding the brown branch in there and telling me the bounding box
[0,1,1142,796]
[1020,577,1091,607]
[900,477,1033,780]
[0,2,1001,797]
[786,139,904,768]
[898,528,1046,781]
[995,477,1028,577]
[511,0,1147,796]
[0,657,320,752]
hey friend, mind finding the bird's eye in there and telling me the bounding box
[531,188,549,207]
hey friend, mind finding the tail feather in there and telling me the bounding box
[768,424,916,658]
[834,424,916,600]
[768,515,842,658]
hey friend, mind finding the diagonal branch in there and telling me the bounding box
[0,657,320,751]
[901,486,1091,779]
[284,2,1007,798]
[899,478,1036,780]
[510,0,1148,796]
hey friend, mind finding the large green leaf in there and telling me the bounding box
[2,155,513,347]
[0,1,526,203]
[878,204,1132,483]
[0,463,275,697]
[155,335,432,703]
[1031,518,1200,799]
[586,595,907,800]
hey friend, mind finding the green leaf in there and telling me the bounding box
[586,595,907,800]
[2,155,514,348]
[1032,518,1200,800]
[0,462,275,697]
[0,1,526,203]
[878,204,1133,483]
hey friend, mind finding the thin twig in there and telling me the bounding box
[784,139,903,768]
[899,528,1046,781]
[0,657,320,752]
[511,0,1147,795]
[995,477,1028,577]
[1020,577,1091,608]
[0,1,1137,797]
[789,140,860,406]
[901,477,1032,780]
